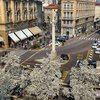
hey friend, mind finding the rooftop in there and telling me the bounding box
[96,2,100,5]
[44,4,58,9]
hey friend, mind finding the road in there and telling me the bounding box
[1,30,100,71]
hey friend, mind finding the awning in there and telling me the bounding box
[0,36,4,42]
[22,29,33,38]
[15,30,27,40]
[8,33,20,43]
[29,26,42,35]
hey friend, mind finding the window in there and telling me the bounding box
[6,1,8,11]
[70,21,73,24]
[63,21,66,24]
[67,3,69,9]
[64,3,67,9]
[67,12,69,18]
[64,12,67,17]
[22,2,27,20]
[15,2,18,10]
[67,21,69,24]
[71,12,73,18]
[71,3,73,9]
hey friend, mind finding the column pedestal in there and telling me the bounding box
[50,50,57,60]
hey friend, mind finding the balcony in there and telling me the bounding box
[61,17,74,20]
[63,8,73,11]
[61,24,73,28]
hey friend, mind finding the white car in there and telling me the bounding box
[49,41,61,46]
[95,45,100,54]
[97,40,100,44]
[92,43,99,49]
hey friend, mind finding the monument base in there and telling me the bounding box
[50,50,57,60]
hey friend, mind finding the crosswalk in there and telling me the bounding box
[78,37,100,41]
[87,49,94,61]
[12,49,29,57]
[77,32,100,41]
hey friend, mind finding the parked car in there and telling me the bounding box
[61,54,69,60]
[92,43,99,49]
[88,60,96,68]
[56,36,66,42]
[92,41,100,49]
[61,34,69,40]
[95,45,100,54]
[49,41,61,46]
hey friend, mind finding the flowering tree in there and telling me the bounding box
[70,61,99,100]
[25,54,69,100]
[0,51,28,96]
[0,52,70,99]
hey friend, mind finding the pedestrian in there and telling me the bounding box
[62,42,64,46]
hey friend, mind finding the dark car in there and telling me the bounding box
[88,60,97,68]
[61,54,69,60]
[56,36,66,42]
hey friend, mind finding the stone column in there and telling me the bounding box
[51,9,57,59]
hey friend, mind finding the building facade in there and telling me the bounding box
[44,4,58,32]
[94,1,100,29]
[42,0,58,4]
[61,0,95,37]
[0,0,41,48]
[95,2,100,21]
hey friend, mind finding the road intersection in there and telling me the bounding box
[0,30,100,72]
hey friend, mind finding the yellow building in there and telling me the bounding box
[0,0,37,48]
[94,2,100,29]
[61,0,95,37]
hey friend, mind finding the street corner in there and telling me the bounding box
[61,54,70,66]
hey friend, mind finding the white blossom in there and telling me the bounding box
[70,63,99,100]
[0,51,28,96]
[25,54,63,100]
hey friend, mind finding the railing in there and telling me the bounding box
[62,17,73,20]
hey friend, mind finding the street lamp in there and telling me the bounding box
[50,9,57,59]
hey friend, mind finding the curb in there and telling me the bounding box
[86,48,94,62]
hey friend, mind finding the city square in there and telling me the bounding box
[0,0,100,100]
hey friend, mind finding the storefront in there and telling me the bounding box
[0,36,4,48]
[8,26,43,49]
[29,26,42,36]
[8,29,34,48]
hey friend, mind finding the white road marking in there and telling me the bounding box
[20,48,45,64]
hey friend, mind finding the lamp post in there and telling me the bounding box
[50,9,57,59]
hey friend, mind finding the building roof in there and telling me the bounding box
[96,2,100,5]
[44,4,58,9]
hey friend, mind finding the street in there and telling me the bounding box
[0,30,100,71]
